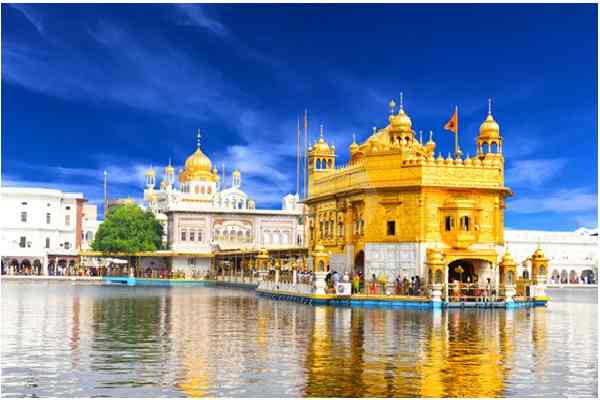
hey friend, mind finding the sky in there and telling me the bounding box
[1,3,598,230]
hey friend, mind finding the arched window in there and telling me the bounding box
[434,270,443,284]
[539,265,546,275]
[328,159,332,168]
[445,216,454,231]
[316,159,321,170]
[507,271,514,285]
[460,216,470,231]
[483,142,489,153]
[238,201,243,209]
[201,186,205,194]
[195,185,200,194]
[237,230,243,241]
[491,142,498,153]
[198,230,203,242]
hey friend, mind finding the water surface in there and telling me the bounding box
[1,282,597,397]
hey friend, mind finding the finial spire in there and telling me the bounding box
[168,157,172,167]
[419,130,423,144]
[488,98,492,115]
[388,99,396,114]
[372,126,377,134]
[428,130,433,144]
[399,92,404,111]
[319,124,324,138]
[196,129,201,149]
[352,132,356,144]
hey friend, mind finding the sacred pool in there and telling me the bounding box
[1,281,597,398]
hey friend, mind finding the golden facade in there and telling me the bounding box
[305,97,512,284]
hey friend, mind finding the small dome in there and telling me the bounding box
[533,246,545,258]
[314,136,330,153]
[479,113,500,139]
[232,168,240,176]
[390,108,412,132]
[145,167,156,177]
[501,249,516,265]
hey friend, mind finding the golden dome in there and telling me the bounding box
[179,143,216,183]
[165,163,175,174]
[501,249,516,265]
[314,128,330,153]
[232,168,240,176]
[533,246,545,258]
[145,167,156,177]
[479,113,500,139]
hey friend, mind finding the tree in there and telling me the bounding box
[92,204,163,253]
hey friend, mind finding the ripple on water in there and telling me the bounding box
[1,282,597,397]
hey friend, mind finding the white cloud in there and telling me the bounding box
[508,187,597,214]
[505,158,566,188]
[173,4,230,39]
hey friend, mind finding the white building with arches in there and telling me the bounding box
[505,228,598,284]
[142,132,306,277]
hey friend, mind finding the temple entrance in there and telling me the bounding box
[353,250,364,276]
[448,260,476,284]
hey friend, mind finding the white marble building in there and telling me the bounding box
[0,187,101,275]
[142,133,306,278]
[505,228,598,284]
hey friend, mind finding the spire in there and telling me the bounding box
[319,124,324,139]
[372,126,377,134]
[388,99,396,114]
[352,132,357,144]
[419,130,423,144]
[488,97,492,115]
[196,129,201,149]
[399,92,404,111]
[428,130,434,144]
[168,157,172,166]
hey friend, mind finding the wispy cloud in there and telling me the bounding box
[173,4,230,39]
[508,187,597,214]
[505,158,567,188]
[9,4,45,35]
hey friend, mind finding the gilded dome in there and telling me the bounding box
[179,144,216,183]
[390,108,412,132]
[165,163,175,174]
[533,246,545,258]
[145,167,156,177]
[479,113,500,139]
[501,249,516,265]
[314,136,330,153]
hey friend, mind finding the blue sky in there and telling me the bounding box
[2,3,597,230]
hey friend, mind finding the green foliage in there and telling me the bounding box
[91,204,163,253]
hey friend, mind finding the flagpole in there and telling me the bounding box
[296,116,300,196]
[303,109,308,199]
[454,105,459,157]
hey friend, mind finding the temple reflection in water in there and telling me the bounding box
[3,282,595,398]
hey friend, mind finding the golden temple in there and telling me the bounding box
[304,95,547,300]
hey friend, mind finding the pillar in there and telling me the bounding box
[499,249,517,303]
[530,245,549,303]
[311,242,329,295]
[426,249,445,306]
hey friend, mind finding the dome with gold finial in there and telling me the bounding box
[479,99,500,139]
[165,159,175,175]
[533,245,545,259]
[145,166,156,177]
[501,249,516,266]
[313,125,331,153]
[389,93,413,132]
[179,130,217,182]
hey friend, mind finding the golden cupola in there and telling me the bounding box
[479,113,500,139]
[179,130,217,182]
[313,125,332,154]
[477,99,503,157]
[389,94,413,133]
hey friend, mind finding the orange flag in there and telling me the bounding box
[444,108,458,134]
